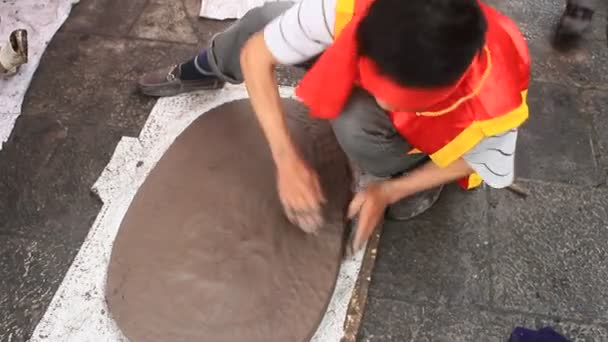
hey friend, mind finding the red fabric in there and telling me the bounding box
[295,0,373,119]
[296,2,530,155]
[387,3,529,155]
[295,0,476,118]
[358,56,464,112]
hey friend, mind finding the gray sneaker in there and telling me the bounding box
[138,64,225,97]
[386,185,443,221]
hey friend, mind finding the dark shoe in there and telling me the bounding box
[138,64,225,97]
[385,185,443,221]
[553,4,594,50]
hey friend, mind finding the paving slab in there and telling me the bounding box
[528,40,608,88]
[0,237,75,342]
[582,89,608,176]
[489,180,608,322]
[358,298,425,341]
[20,32,195,134]
[130,0,199,44]
[486,0,607,42]
[516,81,601,186]
[359,298,530,342]
[0,115,120,234]
[359,297,608,342]
[60,0,149,36]
[0,115,79,226]
[367,185,491,307]
[182,0,234,45]
[486,0,608,88]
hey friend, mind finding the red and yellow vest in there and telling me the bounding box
[299,0,530,189]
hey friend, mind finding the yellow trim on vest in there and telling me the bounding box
[467,173,483,189]
[334,0,356,37]
[430,90,529,168]
[416,47,492,117]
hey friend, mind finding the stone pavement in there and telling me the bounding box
[0,0,606,341]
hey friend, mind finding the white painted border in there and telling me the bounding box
[32,84,365,342]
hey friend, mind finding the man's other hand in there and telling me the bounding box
[347,181,393,252]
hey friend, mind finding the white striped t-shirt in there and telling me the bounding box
[263,0,518,188]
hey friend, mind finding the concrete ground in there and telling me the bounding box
[0,0,607,341]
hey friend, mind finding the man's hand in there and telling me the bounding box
[347,181,394,252]
[277,157,326,233]
[241,33,327,232]
[346,158,475,252]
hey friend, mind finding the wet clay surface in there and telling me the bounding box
[105,99,352,342]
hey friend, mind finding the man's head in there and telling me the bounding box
[357,0,487,90]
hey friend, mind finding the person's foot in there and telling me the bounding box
[138,64,225,97]
[553,3,595,50]
[385,185,443,221]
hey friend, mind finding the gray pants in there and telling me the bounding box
[206,2,427,177]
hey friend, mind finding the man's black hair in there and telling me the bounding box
[356,0,488,88]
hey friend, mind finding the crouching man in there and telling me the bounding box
[139,0,530,251]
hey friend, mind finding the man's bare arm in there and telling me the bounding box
[240,32,297,164]
[240,32,325,232]
[384,158,474,204]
